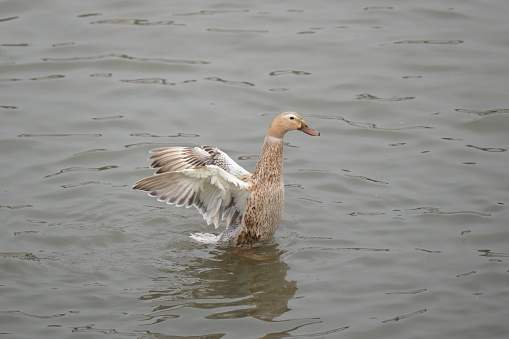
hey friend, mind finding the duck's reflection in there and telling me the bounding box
[142,243,296,322]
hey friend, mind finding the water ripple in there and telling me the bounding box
[348,211,386,216]
[0,16,19,22]
[42,53,210,65]
[61,181,111,188]
[19,133,101,137]
[13,230,38,236]
[91,115,123,120]
[130,132,199,138]
[478,249,509,258]
[281,323,349,338]
[72,149,107,156]
[394,40,463,44]
[0,252,40,261]
[0,204,33,209]
[1,43,29,47]
[45,165,118,178]
[0,310,65,319]
[364,6,394,10]
[91,18,177,26]
[456,108,509,116]
[175,10,249,16]
[466,144,506,152]
[238,155,259,160]
[415,248,442,254]
[77,13,101,18]
[386,289,427,295]
[456,271,476,278]
[409,206,491,216]
[382,309,427,323]
[356,93,415,101]
[207,28,268,33]
[269,70,312,76]
[309,114,433,130]
[298,197,323,204]
[52,42,75,47]
[90,72,112,77]
[121,78,176,86]
[345,174,389,185]
[71,326,121,335]
[299,247,390,252]
[0,75,65,82]
[124,141,189,149]
[205,77,255,87]
[32,75,65,81]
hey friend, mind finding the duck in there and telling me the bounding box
[132,112,320,247]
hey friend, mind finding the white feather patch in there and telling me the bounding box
[133,165,251,229]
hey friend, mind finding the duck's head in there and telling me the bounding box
[267,112,320,138]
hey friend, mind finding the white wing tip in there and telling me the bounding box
[189,232,220,244]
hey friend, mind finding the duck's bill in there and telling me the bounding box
[300,125,320,136]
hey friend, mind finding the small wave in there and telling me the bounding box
[43,53,210,65]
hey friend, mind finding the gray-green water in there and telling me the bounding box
[1,0,508,338]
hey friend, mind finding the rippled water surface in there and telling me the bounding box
[1,0,509,338]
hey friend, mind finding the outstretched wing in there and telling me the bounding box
[148,146,251,180]
[132,165,252,229]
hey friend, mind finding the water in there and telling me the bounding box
[1,0,508,338]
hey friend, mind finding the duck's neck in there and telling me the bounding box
[252,136,284,181]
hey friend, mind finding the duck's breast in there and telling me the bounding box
[243,179,284,241]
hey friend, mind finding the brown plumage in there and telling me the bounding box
[132,112,320,247]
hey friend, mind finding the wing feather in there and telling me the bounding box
[148,146,251,180]
[133,165,251,229]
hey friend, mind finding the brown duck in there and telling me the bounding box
[133,112,320,247]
